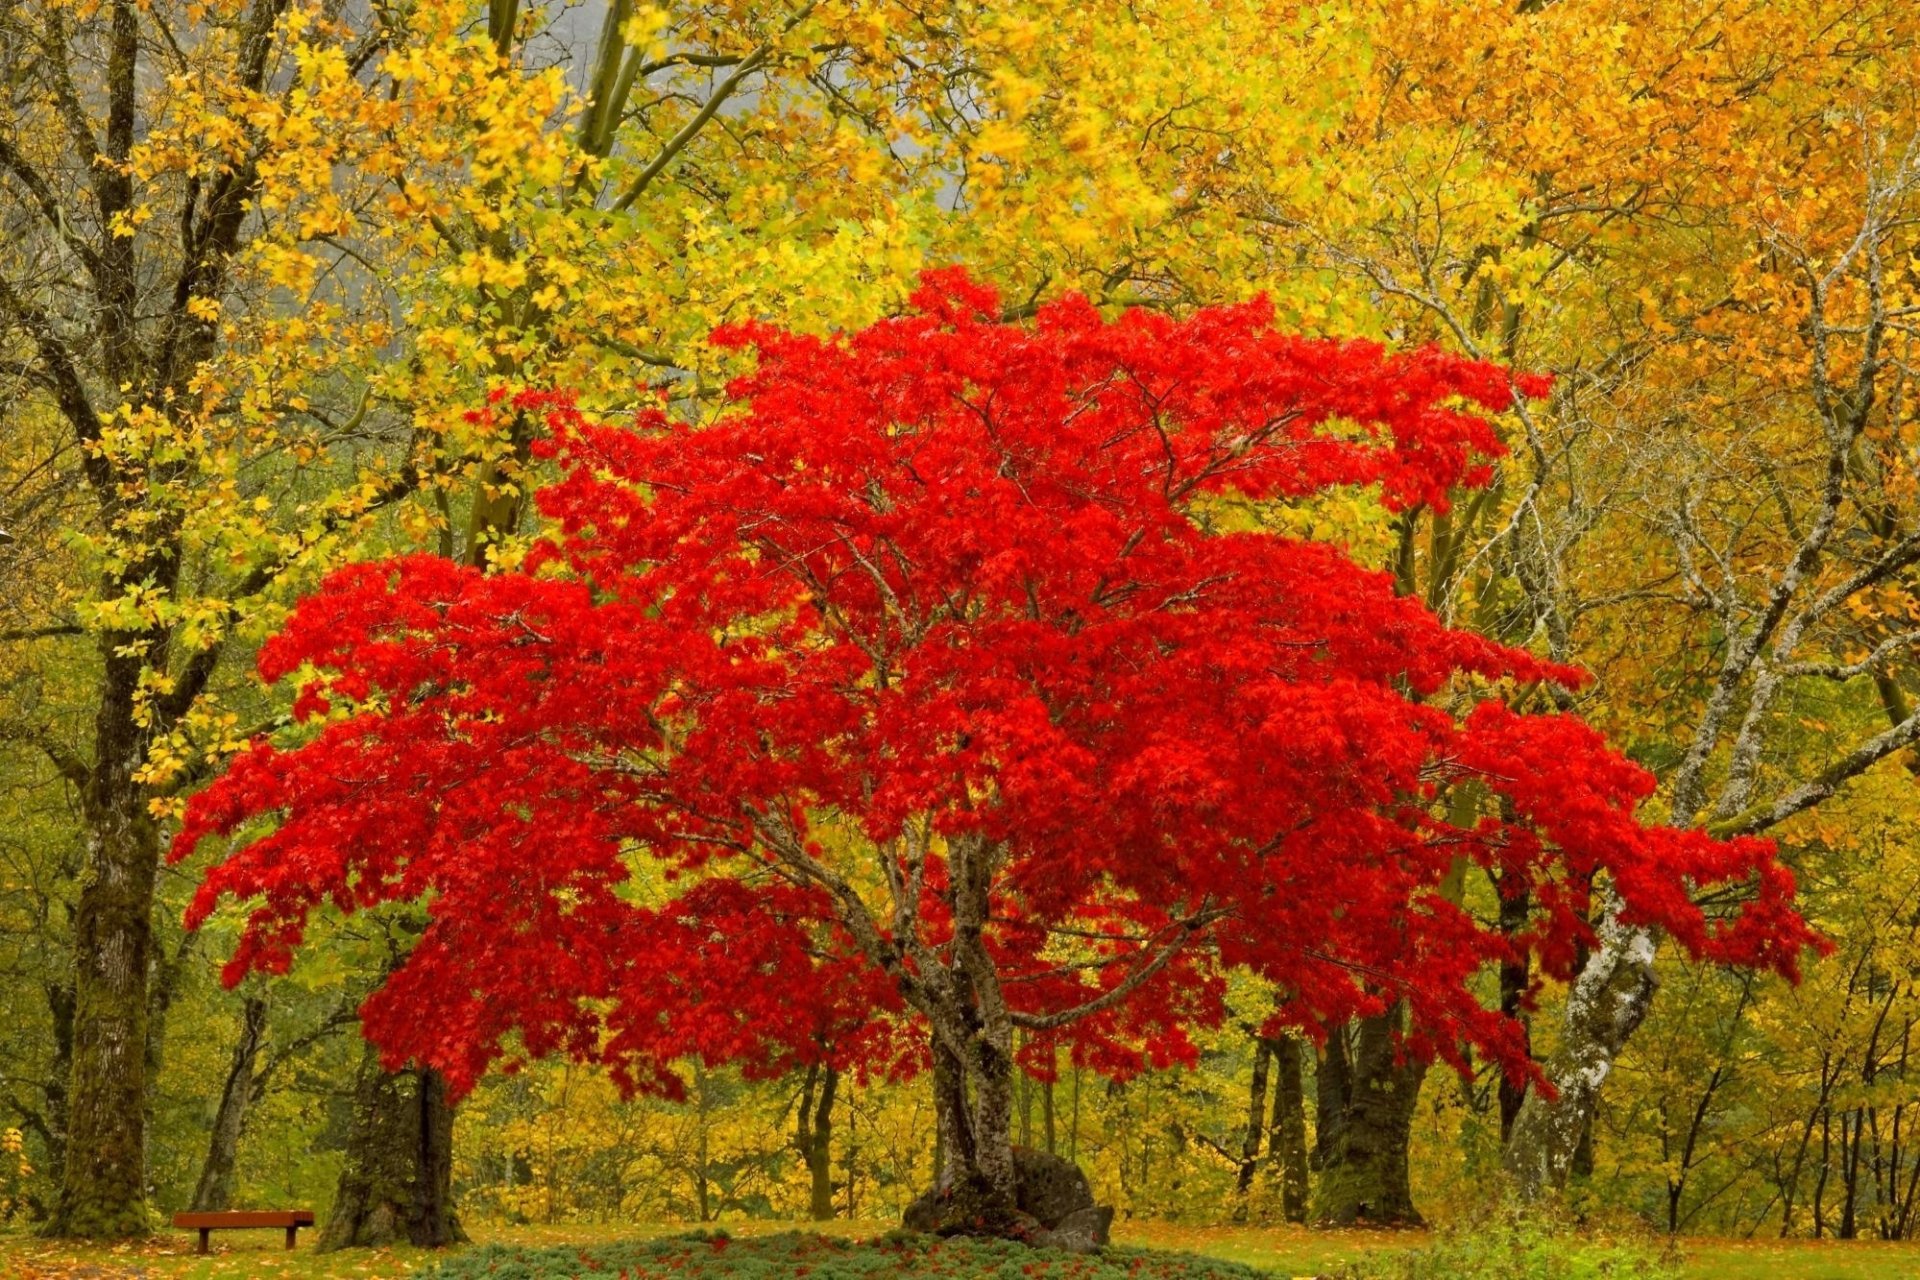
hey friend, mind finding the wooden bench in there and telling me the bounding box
[172,1209,316,1254]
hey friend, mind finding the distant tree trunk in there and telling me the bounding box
[796,1063,839,1220]
[1042,1065,1057,1156]
[189,996,270,1213]
[43,981,75,1190]
[1497,880,1531,1143]
[1235,1038,1273,1205]
[1269,1036,1310,1224]
[1814,1105,1833,1238]
[1312,1007,1427,1227]
[1840,1110,1862,1239]
[317,1040,465,1251]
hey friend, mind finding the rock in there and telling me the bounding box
[1012,1147,1096,1228]
[902,1148,1113,1250]
[902,1186,943,1233]
[1032,1205,1114,1253]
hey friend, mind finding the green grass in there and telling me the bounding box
[5,1221,1920,1279]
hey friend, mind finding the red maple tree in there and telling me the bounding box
[174,272,1814,1226]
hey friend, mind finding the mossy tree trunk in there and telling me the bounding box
[1312,1007,1427,1227]
[54,716,161,1238]
[317,1040,465,1251]
[1268,1036,1310,1224]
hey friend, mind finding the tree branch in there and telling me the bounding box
[1712,708,1920,837]
[1011,904,1229,1031]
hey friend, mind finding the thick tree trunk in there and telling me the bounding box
[940,833,1022,1221]
[965,1028,1020,1208]
[1312,1008,1427,1227]
[190,996,270,1212]
[1268,1036,1310,1224]
[53,726,160,1238]
[916,1022,1024,1231]
[1314,1026,1350,1176]
[318,1040,465,1251]
[796,1064,839,1220]
[886,838,1107,1245]
[932,1034,974,1188]
[1502,905,1657,1197]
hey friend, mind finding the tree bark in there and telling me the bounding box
[317,1040,465,1251]
[53,739,160,1238]
[1268,1036,1310,1224]
[1235,1038,1272,1202]
[965,1026,1019,1207]
[1314,1026,1350,1177]
[932,1033,974,1188]
[190,996,270,1213]
[1497,879,1531,1144]
[1042,1068,1056,1157]
[1503,901,1657,1196]
[42,981,75,1193]
[940,833,1022,1220]
[1312,1008,1427,1226]
[796,1064,839,1220]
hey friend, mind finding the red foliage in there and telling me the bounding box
[173,272,1816,1097]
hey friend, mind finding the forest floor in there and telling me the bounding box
[4,1220,1920,1280]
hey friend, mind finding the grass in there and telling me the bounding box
[4,1220,1920,1279]
[418,1230,1271,1279]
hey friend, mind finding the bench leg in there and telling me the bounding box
[286,1224,299,1250]
[198,1228,211,1256]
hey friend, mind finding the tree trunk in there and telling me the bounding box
[1042,1067,1057,1156]
[1312,1008,1427,1226]
[965,1028,1019,1208]
[318,1040,465,1251]
[53,740,160,1238]
[1314,1026,1350,1177]
[1503,904,1657,1197]
[796,1064,839,1220]
[1269,1036,1310,1224]
[1235,1038,1272,1202]
[932,1034,974,1188]
[42,981,75,1192]
[190,996,270,1213]
[1840,1110,1862,1239]
[939,833,1022,1221]
[1497,880,1531,1144]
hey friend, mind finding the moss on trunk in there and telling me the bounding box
[51,795,159,1239]
[1311,1007,1427,1228]
[318,1040,466,1251]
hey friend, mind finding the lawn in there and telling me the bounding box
[4,1221,1920,1279]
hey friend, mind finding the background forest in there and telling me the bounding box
[3,0,1920,1252]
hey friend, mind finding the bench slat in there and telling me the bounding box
[173,1210,315,1228]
